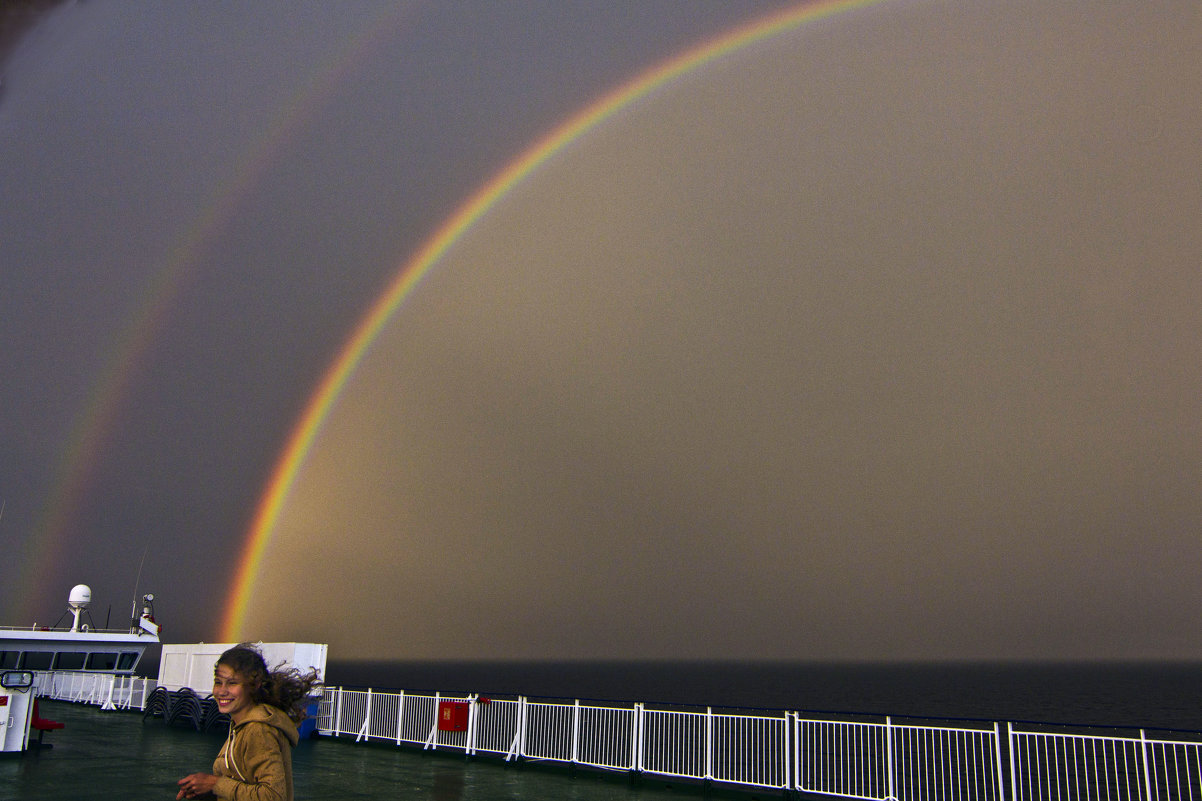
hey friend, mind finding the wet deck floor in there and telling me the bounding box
[1,701,770,801]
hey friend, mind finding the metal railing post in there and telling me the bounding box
[985,716,1004,798]
[101,674,117,710]
[791,713,800,792]
[505,697,526,761]
[394,689,405,745]
[783,711,793,791]
[355,689,373,742]
[1140,729,1154,801]
[1007,723,1019,801]
[629,703,641,772]
[425,692,441,750]
[571,699,581,765]
[993,722,1008,801]
[705,706,714,781]
[466,694,477,755]
[886,717,897,801]
[519,696,528,760]
[635,702,645,773]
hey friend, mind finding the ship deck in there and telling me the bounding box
[0,700,747,801]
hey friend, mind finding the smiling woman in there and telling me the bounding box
[176,643,321,801]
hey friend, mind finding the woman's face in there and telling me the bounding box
[213,663,256,723]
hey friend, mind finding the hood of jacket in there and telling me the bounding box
[234,703,300,747]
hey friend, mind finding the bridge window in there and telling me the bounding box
[23,652,53,670]
[86,652,119,671]
[117,652,139,671]
[54,652,87,670]
[0,651,18,669]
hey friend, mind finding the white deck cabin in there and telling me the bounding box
[157,642,328,693]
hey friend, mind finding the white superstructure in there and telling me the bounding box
[157,642,327,692]
[0,585,161,675]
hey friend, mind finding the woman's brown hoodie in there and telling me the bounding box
[211,703,300,801]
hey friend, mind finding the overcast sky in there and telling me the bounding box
[2,0,1200,663]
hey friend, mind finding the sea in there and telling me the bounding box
[324,659,1202,733]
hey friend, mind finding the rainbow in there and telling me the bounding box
[220,0,891,640]
[15,5,411,621]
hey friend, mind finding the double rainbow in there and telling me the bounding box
[218,0,890,640]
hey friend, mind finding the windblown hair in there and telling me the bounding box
[216,643,322,723]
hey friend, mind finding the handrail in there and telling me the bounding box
[36,674,1202,800]
[30,670,156,711]
[0,625,142,634]
[313,684,1202,801]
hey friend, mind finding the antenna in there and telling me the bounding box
[130,537,151,626]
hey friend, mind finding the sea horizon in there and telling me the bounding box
[320,657,1202,733]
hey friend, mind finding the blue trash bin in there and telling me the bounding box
[297,698,320,738]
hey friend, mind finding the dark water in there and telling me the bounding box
[326,659,1202,733]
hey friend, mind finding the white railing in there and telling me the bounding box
[32,674,1202,799]
[31,670,156,711]
[793,718,1005,801]
[1008,724,1202,801]
[314,686,1202,800]
[0,625,139,634]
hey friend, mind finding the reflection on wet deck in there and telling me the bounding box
[0,700,748,801]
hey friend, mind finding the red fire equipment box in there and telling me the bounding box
[437,700,469,732]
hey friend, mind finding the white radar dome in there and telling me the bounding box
[68,584,92,610]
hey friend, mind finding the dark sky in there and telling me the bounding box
[2,1,1200,662]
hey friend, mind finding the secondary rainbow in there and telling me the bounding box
[14,6,409,622]
[220,0,891,640]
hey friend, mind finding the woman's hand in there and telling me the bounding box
[176,772,218,799]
